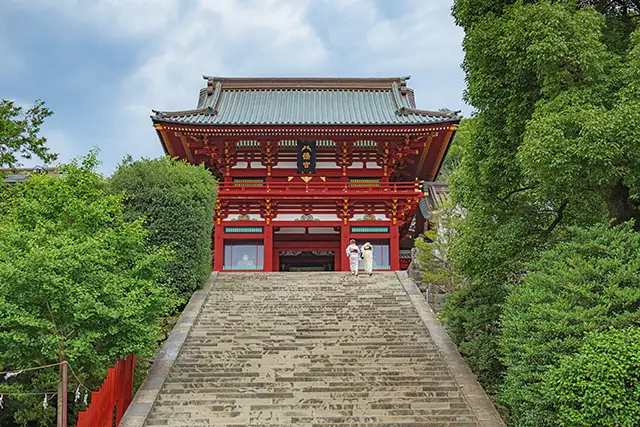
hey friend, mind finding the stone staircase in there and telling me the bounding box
[142,272,481,426]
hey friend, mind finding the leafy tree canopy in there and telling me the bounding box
[439,118,475,180]
[453,0,640,30]
[0,151,177,426]
[0,100,57,168]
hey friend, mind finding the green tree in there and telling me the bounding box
[499,223,640,425]
[439,118,474,180]
[0,100,57,167]
[415,199,466,293]
[109,157,218,299]
[447,0,639,395]
[0,151,177,426]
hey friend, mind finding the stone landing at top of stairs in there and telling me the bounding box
[122,272,504,427]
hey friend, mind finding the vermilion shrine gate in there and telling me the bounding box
[152,77,460,272]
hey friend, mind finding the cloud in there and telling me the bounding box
[3,0,465,174]
[123,0,327,110]
[308,0,465,110]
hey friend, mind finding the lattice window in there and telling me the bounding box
[224,227,264,234]
[348,178,381,187]
[232,178,265,187]
[350,226,390,234]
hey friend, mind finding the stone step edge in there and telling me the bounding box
[395,271,504,427]
[119,272,218,427]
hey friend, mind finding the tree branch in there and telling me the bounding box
[543,199,569,236]
[497,186,533,203]
[44,298,61,337]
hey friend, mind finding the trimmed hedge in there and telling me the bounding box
[110,157,217,299]
[499,223,640,425]
[544,327,640,426]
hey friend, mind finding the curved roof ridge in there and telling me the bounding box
[201,76,412,91]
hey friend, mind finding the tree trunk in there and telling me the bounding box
[608,181,636,226]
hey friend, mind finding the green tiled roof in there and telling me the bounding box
[152,77,460,126]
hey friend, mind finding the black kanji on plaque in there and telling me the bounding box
[297,140,316,174]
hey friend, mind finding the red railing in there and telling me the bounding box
[76,354,136,427]
[218,181,423,196]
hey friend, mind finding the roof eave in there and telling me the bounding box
[149,118,461,126]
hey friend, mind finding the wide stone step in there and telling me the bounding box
[163,376,458,383]
[145,415,476,424]
[145,422,477,427]
[154,398,467,411]
[149,403,471,414]
[153,391,466,401]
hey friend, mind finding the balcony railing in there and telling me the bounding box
[218,181,423,198]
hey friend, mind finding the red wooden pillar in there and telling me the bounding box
[125,354,135,406]
[274,250,280,272]
[214,222,224,271]
[390,224,400,271]
[115,359,125,424]
[263,223,273,271]
[340,223,350,271]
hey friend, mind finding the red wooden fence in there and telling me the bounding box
[76,354,136,427]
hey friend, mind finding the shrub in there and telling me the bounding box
[109,157,217,299]
[499,223,640,425]
[443,275,507,394]
[543,327,640,426]
[443,209,539,395]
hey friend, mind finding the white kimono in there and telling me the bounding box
[361,243,374,275]
[345,244,361,275]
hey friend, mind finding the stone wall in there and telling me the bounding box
[406,246,448,314]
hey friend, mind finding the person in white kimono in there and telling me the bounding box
[360,241,374,276]
[345,239,361,276]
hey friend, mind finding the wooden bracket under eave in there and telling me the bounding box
[155,124,176,158]
[178,134,195,164]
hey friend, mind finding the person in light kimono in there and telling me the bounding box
[345,239,361,276]
[360,241,374,276]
